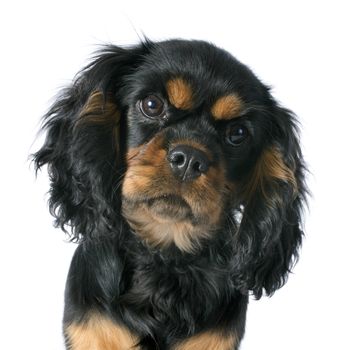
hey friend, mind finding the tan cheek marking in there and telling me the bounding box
[166,78,194,110]
[122,136,171,199]
[173,331,237,350]
[65,313,139,350]
[211,94,243,120]
[122,169,153,198]
[185,166,226,223]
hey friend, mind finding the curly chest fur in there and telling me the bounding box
[119,244,244,336]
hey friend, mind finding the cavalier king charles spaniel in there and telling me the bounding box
[34,39,307,350]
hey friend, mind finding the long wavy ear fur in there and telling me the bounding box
[233,106,308,299]
[33,43,150,241]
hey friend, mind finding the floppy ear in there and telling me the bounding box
[33,44,149,241]
[234,106,307,299]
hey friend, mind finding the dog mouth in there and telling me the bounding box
[146,194,193,221]
[125,194,193,222]
[121,192,215,252]
[121,184,226,252]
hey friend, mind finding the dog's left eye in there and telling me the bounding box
[140,95,165,119]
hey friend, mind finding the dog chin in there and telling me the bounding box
[121,194,215,252]
[146,195,193,222]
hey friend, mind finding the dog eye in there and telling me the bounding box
[140,95,165,119]
[225,124,250,146]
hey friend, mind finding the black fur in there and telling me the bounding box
[34,39,307,349]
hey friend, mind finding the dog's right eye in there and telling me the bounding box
[140,95,165,119]
[225,124,250,147]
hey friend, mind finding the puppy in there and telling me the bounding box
[34,39,307,349]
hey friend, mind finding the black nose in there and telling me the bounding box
[167,145,210,181]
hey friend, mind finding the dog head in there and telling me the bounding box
[34,39,307,298]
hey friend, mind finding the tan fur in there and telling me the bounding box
[211,94,243,120]
[78,91,120,124]
[123,203,210,252]
[166,78,194,110]
[245,147,298,203]
[75,91,121,156]
[65,312,138,350]
[122,136,169,200]
[174,331,237,350]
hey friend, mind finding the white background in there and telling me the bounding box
[1,0,349,349]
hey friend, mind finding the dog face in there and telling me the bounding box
[34,39,306,298]
[120,41,274,252]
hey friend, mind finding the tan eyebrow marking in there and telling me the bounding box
[211,94,243,120]
[166,78,194,110]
